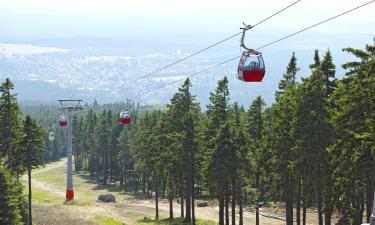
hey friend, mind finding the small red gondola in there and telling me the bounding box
[59,114,68,127]
[237,23,265,82]
[120,110,131,125]
[237,50,265,82]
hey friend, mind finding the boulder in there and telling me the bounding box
[196,200,208,207]
[98,194,116,202]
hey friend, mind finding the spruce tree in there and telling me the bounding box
[206,77,233,225]
[276,52,300,99]
[246,96,266,225]
[309,49,321,70]
[18,115,45,225]
[329,39,375,224]
[0,78,22,174]
[0,167,24,225]
[321,49,337,97]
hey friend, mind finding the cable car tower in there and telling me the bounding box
[58,99,83,201]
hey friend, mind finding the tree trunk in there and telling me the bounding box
[324,194,333,225]
[366,180,372,223]
[318,189,323,225]
[103,148,107,185]
[134,173,137,193]
[185,174,191,222]
[28,169,32,225]
[303,199,307,225]
[232,177,236,225]
[181,188,184,218]
[162,180,166,199]
[219,194,225,225]
[124,170,128,192]
[155,179,159,220]
[90,147,94,177]
[255,173,260,225]
[297,179,301,225]
[169,192,174,220]
[143,173,146,194]
[120,162,124,186]
[225,191,229,225]
[286,174,294,225]
[109,150,113,183]
[239,190,243,225]
[191,149,196,225]
[192,170,196,225]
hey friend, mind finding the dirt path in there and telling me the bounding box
[29,159,314,225]
[22,158,67,196]
[33,158,67,175]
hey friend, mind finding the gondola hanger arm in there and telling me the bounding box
[240,23,254,51]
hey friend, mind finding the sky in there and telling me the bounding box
[0,0,374,39]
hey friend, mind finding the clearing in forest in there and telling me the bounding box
[25,158,322,225]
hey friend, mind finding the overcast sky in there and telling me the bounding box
[0,0,374,39]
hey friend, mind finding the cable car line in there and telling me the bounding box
[131,0,375,100]
[132,56,241,99]
[125,0,303,87]
[256,0,375,50]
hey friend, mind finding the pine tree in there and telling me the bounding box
[294,69,331,225]
[19,115,46,225]
[246,96,266,225]
[0,78,22,174]
[309,49,321,70]
[276,52,300,99]
[206,77,234,225]
[320,49,337,97]
[263,87,297,225]
[0,167,24,225]
[329,39,375,224]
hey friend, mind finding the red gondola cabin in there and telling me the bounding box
[59,114,68,127]
[120,110,131,125]
[237,50,265,82]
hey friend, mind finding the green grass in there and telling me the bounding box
[33,166,98,199]
[136,217,216,225]
[33,166,67,191]
[31,188,63,204]
[64,199,93,206]
[96,216,126,225]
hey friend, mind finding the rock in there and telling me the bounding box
[196,200,208,207]
[98,194,116,202]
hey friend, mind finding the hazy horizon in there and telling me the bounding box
[0,0,374,107]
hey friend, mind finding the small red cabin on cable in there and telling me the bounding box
[237,50,265,82]
[236,23,265,82]
[120,110,131,125]
[59,114,68,127]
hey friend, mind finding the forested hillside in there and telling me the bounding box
[1,39,374,225]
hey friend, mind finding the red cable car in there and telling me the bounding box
[59,114,68,127]
[120,110,131,125]
[237,24,265,82]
